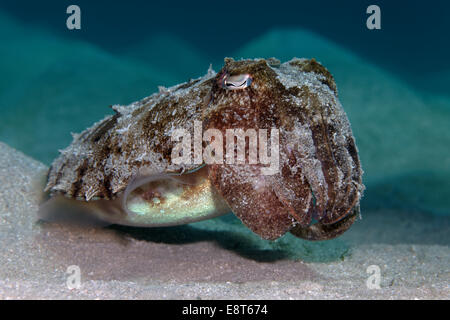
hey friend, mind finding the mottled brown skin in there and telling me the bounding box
[289,58,337,94]
[45,57,364,241]
[46,77,214,200]
[204,58,363,240]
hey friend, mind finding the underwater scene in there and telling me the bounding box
[0,0,448,300]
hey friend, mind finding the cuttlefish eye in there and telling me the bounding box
[221,73,252,90]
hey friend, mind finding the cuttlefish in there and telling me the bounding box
[43,57,364,241]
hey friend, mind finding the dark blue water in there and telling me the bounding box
[1,0,449,94]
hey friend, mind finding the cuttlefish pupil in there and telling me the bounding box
[221,73,252,90]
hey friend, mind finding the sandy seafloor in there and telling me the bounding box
[0,142,449,299]
[0,11,449,299]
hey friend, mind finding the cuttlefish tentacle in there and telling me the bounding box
[208,164,296,240]
[290,205,360,241]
